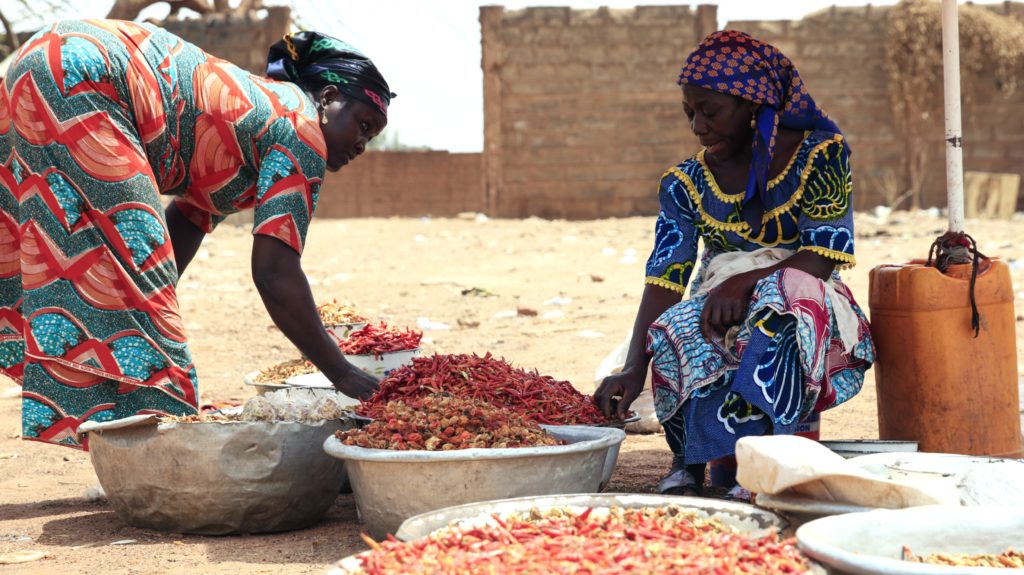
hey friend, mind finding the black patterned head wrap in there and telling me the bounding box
[266,31,395,117]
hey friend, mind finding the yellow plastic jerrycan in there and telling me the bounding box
[869,259,1021,457]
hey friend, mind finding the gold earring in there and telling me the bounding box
[320,102,329,125]
[750,116,756,130]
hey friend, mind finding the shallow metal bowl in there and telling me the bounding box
[81,414,356,535]
[329,495,825,575]
[322,425,625,539]
[395,492,789,541]
[797,506,1024,574]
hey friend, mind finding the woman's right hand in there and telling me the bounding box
[594,368,646,420]
[330,365,379,400]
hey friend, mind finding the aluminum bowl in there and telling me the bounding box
[342,348,418,381]
[322,425,625,539]
[329,495,826,575]
[80,413,357,535]
[395,493,790,541]
[797,506,1024,574]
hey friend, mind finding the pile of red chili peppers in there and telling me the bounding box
[356,353,611,425]
[338,322,422,358]
[353,506,813,574]
[336,394,563,450]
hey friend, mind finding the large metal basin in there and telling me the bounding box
[330,494,825,575]
[322,425,625,539]
[797,506,1024,574]
[81,414,355,535]
[395,493,789,541]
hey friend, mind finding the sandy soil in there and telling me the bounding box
[1,210,1022,574]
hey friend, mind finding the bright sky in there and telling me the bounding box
[5,1,999,151]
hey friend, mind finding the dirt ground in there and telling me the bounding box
[1,210,1022,574]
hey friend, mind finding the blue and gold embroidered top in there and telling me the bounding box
[644,130,855,295]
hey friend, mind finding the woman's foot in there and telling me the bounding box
[658,456,704,497]
[723,484,753,503]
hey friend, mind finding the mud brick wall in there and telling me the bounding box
[178,3,1024,220]
[315,151,484,218]
[481,5,719,219]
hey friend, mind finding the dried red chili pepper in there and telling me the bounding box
[348,506,814,574]
[356,353,612,425]
[336,394,563,450]
[338,322,422,358]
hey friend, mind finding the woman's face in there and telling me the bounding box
[317,86,387,172]
[681,84,756,163]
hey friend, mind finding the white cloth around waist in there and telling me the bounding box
[695,248,861,354]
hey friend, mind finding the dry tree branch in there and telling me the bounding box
[0,8,20,56]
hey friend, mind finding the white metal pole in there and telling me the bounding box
[942,0,965,233]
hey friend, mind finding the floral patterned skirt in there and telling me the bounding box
[648,268,874,464]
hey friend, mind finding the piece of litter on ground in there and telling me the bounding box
[601,247,617,257]
[413,234,427,243]
[618,254,638,264]
[0,550,50,564]
[516,307,538,317]
[474,213,489,223]
[493,310,518,319]
[590,274,604,283]
[110,539,136,546]
[460,287,496,298]
[82,483,106,502]
[542,310,565,319]
[0,453,16,460]
[196,249,210,261]
[0,535,32,543]
[576,330,605,339]
[416,317,450,331]
[543,296,573,306]
[70,541,100,550]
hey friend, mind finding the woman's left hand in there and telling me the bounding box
[700,272,757,341]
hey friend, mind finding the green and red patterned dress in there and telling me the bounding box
[0,19,326,448]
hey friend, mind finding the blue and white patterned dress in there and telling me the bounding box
[644,130,875,464]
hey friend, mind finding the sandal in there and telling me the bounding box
[722,485,753,503]
[658,457,704,497]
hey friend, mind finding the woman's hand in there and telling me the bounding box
[595,368,646,421]
[251,235,379,397]
[700,272,757,341]
[330,365,379,400]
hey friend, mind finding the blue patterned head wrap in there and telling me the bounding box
[678,30,845,206]
[267,31,395,117]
